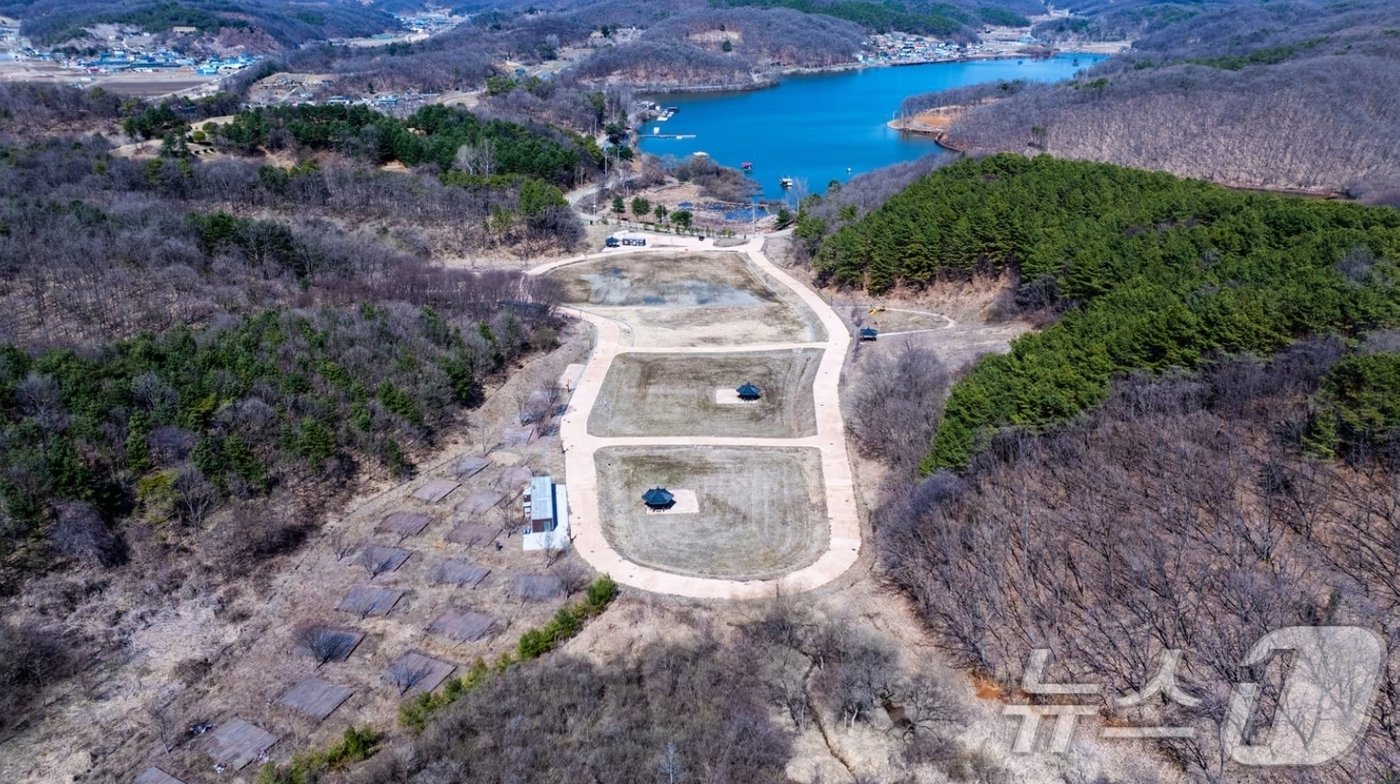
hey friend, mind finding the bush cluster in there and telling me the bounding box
[398,575,618,732]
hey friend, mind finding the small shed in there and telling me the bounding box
[859,327,879,342]
[736,382,762,401]
[642,487,676,510]
[526,476,557,534]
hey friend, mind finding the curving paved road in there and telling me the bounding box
[528,235,860,599]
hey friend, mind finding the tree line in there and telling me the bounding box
[213,103,601,188]
[810,154,1400,470]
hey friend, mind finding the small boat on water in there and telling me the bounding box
[742,161,753,172]
[779,176,794,189]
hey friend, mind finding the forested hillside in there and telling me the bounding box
[0,121,573,586]
[811,154,1400,470]
[0,299,556,587]
[877,341,1400,782]
[260,0,1041,95]
[0,79,579,736]
[212,104,599,187]
[0,136,581,351]
[904,0,1400,197]
[712,0,1037,37]
[0,0,399,48]
[833,146,1400,784]
[573,7,867,87]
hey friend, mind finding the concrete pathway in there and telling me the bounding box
[528,236,860,599]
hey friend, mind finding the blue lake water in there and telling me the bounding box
[639,54,1104,200]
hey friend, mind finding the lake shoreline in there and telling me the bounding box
[637,48,1114,97]
[636,55,1099,199]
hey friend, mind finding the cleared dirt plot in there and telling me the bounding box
[457,489,507,517]
[135,768,186,784]
[429,610,498,643]
[412,479,460,504]
[589,349,820,438]
[377,511,431,540]
[276,677,353,722]
[338,585,404,618]
[446,522,499,548]
[549,252,825,347]
[384,652,456,696]
[509,574,566,600]
[501,465,534,487]
[430,559,491,588]
[354,545,411,578]
[453,455,492,479]
[595,446,828,581]
[292,627,364,663]
[203,719,276,771]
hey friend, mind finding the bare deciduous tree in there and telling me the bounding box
[49,501,127,568]
[148,700,180,754]
[657,740,685,784]
[453,139,498,177]
[553,559,588,596]
[358,546,401,580]
[848,341,949,475]
[173,464,217,527]
[876,351,1400,779]
[387,659,433,695]
[294,623,355,667]
[341,589,382,620]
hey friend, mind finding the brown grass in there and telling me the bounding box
[589,349,821,438]
[595,446,829,581]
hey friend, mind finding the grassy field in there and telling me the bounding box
[549,252,825,346]
[595,446,828,581]
[588,349,821,438]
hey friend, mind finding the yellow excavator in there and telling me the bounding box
[868,305,886,316]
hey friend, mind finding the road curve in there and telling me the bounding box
[527,236,860,599]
